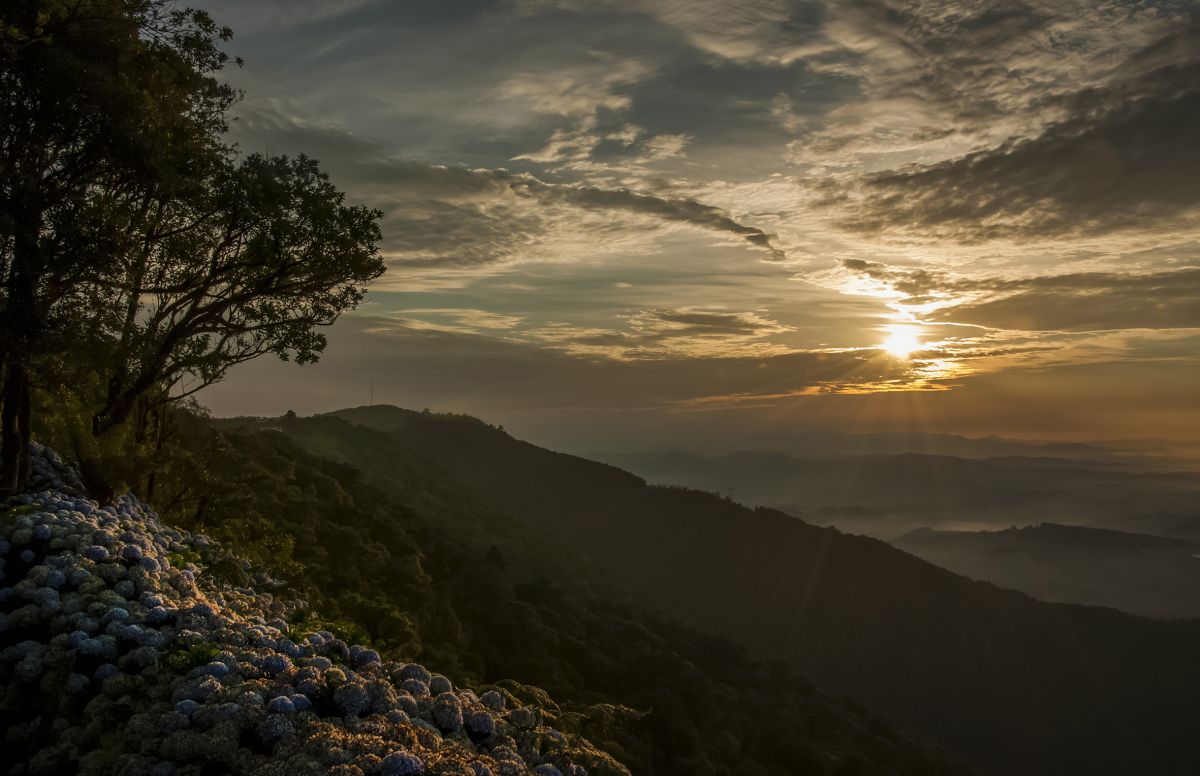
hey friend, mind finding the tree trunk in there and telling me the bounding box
[0,360,30,495]
[1,196,45,495]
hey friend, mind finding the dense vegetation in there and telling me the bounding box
[0,0,383,495]
[320,405,1200,776]
[29,405,966,776]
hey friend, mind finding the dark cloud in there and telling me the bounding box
[230,107,785,267]
[650,310,777,332]
[528,182,786,259]
[931,268,1200,332]
[834,20,1200,240]
[544,307,792,357]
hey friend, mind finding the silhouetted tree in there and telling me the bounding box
[90,153,383,436]
[0,1,384,492]
[0,0,236,493]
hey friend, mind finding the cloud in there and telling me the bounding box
[200,0,1200,447]
[837,260,1200,332]
[392,308,525,334]
[527,182,786,259]
[824,15,1200,240]
[229,106,786,273]
[514,0,832,65]
[930,269,1200,332]
[525,307,794,358]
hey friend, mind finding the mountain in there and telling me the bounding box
[75,407,963,776]
[322,405,1200,776]
[578,430,1197,468]
[895,523,1200,618]
[0,445,623,776]
[593,449,1200,540]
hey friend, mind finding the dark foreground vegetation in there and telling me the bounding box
[313,405,1200,776]
[14,404,964,775]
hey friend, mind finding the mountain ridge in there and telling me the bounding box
[318,404,1200,776]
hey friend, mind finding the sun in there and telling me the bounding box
[880,324,923,358]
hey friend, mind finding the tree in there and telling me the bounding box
[0,1,385,493]
[90,153,384,437]
[0,0,237,493]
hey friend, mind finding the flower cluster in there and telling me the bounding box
[0,445,623,776]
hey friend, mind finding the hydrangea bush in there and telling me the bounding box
[0,445,625,776]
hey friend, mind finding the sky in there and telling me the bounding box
[196,0,1200,452]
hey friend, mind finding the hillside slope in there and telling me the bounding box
[895,523,1200,618]
[102,409,967,776]
[327,405,1200,776]
[0,445,622,776]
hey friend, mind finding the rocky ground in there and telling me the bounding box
[0,445,628,776]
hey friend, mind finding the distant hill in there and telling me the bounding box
[895,523,1200,618]
[324,405,1200,776]
[578,429,1196,468]
[594,449,1200,540]
[200,410,963,775]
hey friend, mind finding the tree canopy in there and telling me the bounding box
[0,0,385,492]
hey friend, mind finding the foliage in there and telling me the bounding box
[90,153,384,435]
[118,406,967,776]
[0,0,238,491]
[332,405,1200,776]
[0,0,384,493]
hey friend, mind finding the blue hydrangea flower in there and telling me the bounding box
[260,654,293,676]
[400,663,432,684]
[258,716,295,742]
[432,692,464,731]
[267,696,296,714]
[465,710,496,737]
[353,647,381,667]
[380,751,425,776]
[334,683,371,717]
[198,661,230,679]
[401,679,430,698]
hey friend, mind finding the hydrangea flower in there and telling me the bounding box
[401,679,430,698]
[399,663,432,684]
[334,683,372,717]
[260,654,292,676]
[258,716,295,742]
[432,692,464,732]
[380,751,424,775]
[0,446,612,776]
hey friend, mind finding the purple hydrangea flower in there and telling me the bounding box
[380,751,424,776]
